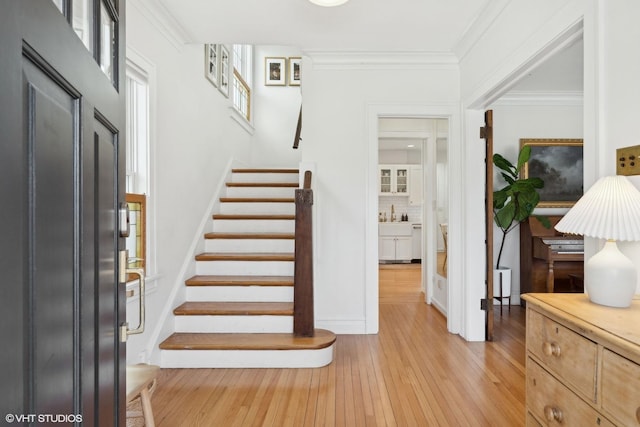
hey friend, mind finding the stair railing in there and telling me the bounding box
[294,170,314,336]
[292,106,302,149]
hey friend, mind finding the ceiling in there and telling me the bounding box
[158,0,491,51]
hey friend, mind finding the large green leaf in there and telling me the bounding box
[493,154,517,179]
[493,188,509,209]
[495,202,516,229]
[533,214,551,229]
[516,145,531,171]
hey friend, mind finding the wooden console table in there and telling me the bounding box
[523,293,640,426]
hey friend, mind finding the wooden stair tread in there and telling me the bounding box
[159,329,336,351]
[185,275,294,286]
[204,232,294,240]
[213,214,295,220]
[195,252,294,261]
[220,197,295,203]
[226,182,298,188]
[174,301,293,316]
[231,168,299,174]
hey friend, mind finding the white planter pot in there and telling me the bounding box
[493,268,512,299]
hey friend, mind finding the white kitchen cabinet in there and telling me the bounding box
[379,237,412,261]
[408,166,422,206]
[379,223,412,262]
[379,165,409,196]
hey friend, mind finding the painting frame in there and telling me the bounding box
[520,138,584,208]
[288,57,301,86]
[265,57,286,86]
[205,43,219,87]
[218,44,230,97]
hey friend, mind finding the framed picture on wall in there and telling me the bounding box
[218,45,230,97]
[520,138,584,207]
[265,57,286,86]
[288,57,301,86]
[205,43,218,87]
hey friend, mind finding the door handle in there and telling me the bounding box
[126,266,146,336]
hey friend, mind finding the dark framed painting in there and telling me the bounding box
[520,138,583,208]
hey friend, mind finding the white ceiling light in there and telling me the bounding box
[308,0,349,6]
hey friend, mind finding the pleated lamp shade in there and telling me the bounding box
[555,175,640,308]
[555,175,640,240]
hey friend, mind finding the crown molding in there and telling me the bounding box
[453,0,511,62]
[303,50,458,70]
[490,90,583,106]
[129,0,193,51]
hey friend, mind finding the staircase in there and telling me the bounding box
[159,168,336,368]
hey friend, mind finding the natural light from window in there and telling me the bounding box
[232,44,252,121]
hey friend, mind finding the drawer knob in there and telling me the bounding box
[543,341,561,357]
[544,405,564,423]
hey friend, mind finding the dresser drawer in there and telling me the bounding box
[601,349,640,426]
[527,358,615,426]
[526,411,542,426]
[527,309,597,400]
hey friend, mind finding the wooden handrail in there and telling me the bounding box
[293,107,302,149]
[294,170,314,336]
[303,170,312,189]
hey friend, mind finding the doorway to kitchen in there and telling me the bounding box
[377,117,449,316]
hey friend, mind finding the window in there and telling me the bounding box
[232,44,252,121]
[125,60,151,275]
[125,66,149,195]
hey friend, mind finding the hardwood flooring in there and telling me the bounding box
[149,266,526,426]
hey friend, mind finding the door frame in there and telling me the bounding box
[365,103,462,335]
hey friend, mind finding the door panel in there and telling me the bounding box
[25,55,78,416]
[0,1,126,424]
[95,117,119,425]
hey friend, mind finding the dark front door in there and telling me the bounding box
[0,1,126,425]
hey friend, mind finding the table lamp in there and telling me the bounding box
[555,175,640,307]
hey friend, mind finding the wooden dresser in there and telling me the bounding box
[522,293,640,426]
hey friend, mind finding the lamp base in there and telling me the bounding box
[584,240,637,308]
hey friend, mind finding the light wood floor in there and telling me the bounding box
[149,266,526,426]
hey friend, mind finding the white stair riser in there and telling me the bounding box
[196,260,294,276]
[226,187,297,198]
[160,345,335,368]
[186,285,293,302]
[213,220,294,233]
[219,202,295,215]
[231,173,299,183]
[175,315,292,333]
[204,239,294,253]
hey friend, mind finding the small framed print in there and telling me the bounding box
[205,43,218,87]
[288,57,301,86]
[218,45,230,97]
[265,57,286,86]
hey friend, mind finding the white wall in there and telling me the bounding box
[489,103,583,304]
[126,0,253,363]
[251,46,302,167]
[454,0,592,340]
[460,0,640,327]
[598,0,640,292]
[300,53,459,334]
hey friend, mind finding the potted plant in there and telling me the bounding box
[493,145,549,302]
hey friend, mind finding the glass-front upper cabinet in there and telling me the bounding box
[379,165,409,195]
[380,168,392,193]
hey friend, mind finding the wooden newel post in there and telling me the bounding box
[294,176,314,337]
